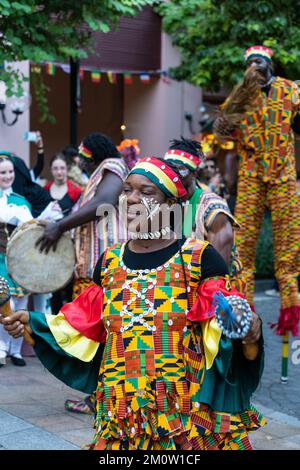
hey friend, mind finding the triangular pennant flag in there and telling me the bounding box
[140,73,151,84]
[124,73,133,85]
[60,64,70,73]
[31,65,42,74]
[161,71,171,84]
[46,63,56,76]
[91,71,101,83]
[79,68,85,81]
[107,71,117,84]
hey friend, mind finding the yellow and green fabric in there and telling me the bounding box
[29,239,264,450]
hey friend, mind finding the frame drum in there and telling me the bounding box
[7,220,75,294]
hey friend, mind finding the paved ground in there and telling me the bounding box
[0,288,300,450]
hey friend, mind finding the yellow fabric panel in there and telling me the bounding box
[201,318,222,370]
[45,313,99,362]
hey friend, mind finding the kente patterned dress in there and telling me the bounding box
[232,77,300,335]
[28,238,265,450]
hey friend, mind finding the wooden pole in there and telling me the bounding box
[281,332,289,383]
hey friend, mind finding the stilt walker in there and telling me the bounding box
[214,45,300,382]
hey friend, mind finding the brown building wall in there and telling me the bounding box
[30,68,123,179]
[82,7,161,72]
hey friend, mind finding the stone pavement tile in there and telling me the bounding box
[256,418,300,439]
[57,428,95,448]
[0,427,79,450]
[0,385,38,404]
[279,434,300,449]
[0,410,33,436]
[251,433,300,450]
[3,403,63,420]
[26,413,92,434]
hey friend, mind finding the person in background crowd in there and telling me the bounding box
[165,138,238,271]
[3,152,52,218]
[43,154,82,314]
[45,154,82,217]
[62,144,89,190]
[0,154,33,367]
[29,131,45,183]
[117,138,140,170]
[201,156,229,200]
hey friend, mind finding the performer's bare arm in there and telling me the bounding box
[206,213,234,267]
[36,171,124,253]
[225,151,238,194]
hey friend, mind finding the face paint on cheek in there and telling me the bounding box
[141,197,160,220]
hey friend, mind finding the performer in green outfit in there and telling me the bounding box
[0,154,33,367]
[164,138,242,281]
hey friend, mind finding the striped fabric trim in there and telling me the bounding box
[46,313,99,362]
[78,143,92,159]
[164,149,202,171]
[130,157,187,198]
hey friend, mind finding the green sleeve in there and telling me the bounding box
[199,334,264,413]
[29,311,103,394]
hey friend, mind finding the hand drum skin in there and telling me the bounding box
[0,277,34,346]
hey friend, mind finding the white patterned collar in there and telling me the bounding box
[0,187,13,197]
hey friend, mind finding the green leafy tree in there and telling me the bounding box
[0,0,155,120]
[158,0,300,91]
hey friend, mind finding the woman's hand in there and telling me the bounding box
[35,130,44,151]
[35,220,63,253]
[0,310,31,339]
[242,312,262,344]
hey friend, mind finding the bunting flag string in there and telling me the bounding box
[124,73,133,85]
[34,62,172,85]
[31,65,42,74]
[46,63,56,76]
[91,71,101,83]
[107,71,117,84]
[139,73,151,84]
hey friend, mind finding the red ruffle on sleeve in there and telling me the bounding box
[187,277,245,322]
[61,284,106,343]
[67,179,82,202]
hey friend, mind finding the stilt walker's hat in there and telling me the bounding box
[244,45,273,62]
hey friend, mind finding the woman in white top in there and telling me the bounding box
[0,155,33,367]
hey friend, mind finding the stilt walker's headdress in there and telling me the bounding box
[244,45,273,62]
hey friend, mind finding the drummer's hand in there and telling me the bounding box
[36,221,63,253]
[0,310,31,339]
[242,312,262,344]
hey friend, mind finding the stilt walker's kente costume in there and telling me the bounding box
[27,158,265,450]
[217,46,300,337]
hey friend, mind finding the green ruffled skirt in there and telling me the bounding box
[0,253,27,297]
